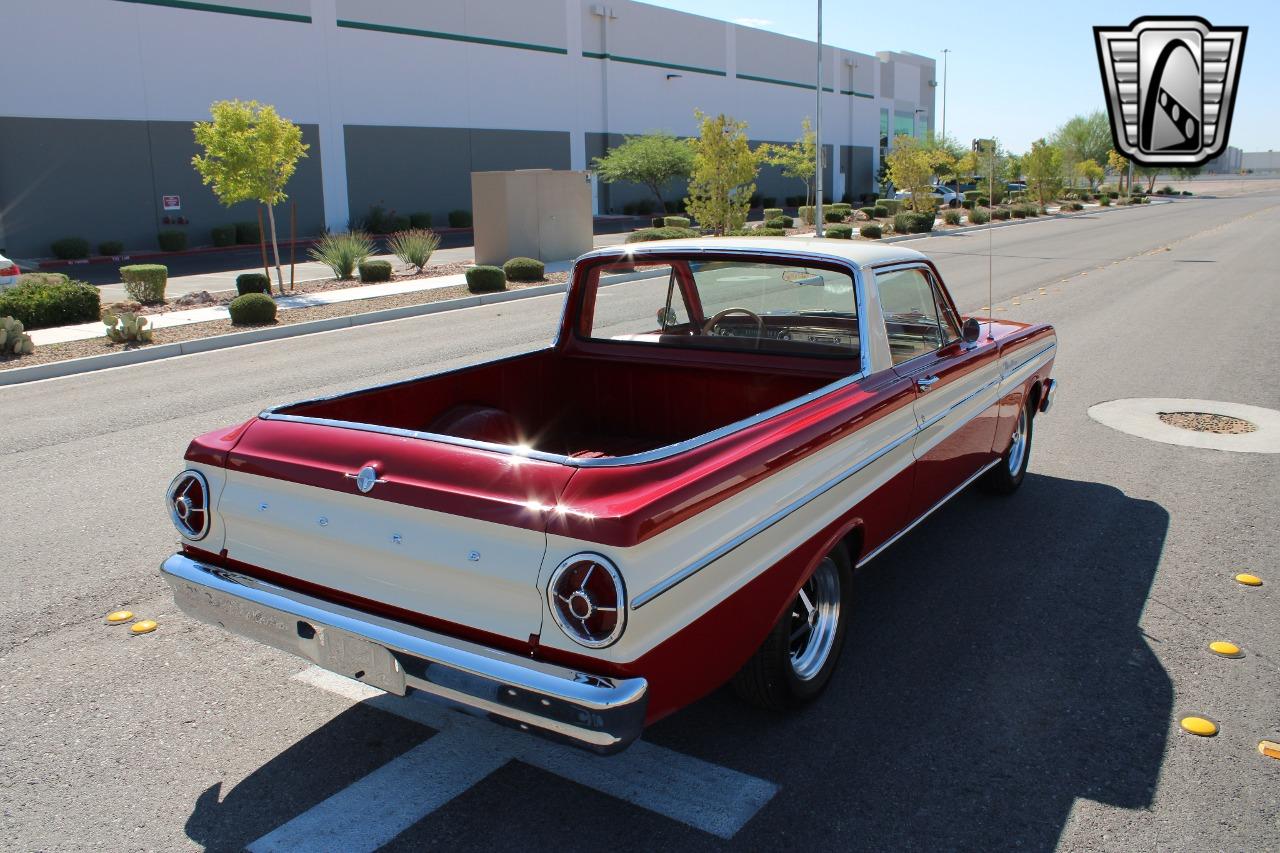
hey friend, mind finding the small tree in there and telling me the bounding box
[1172,165,1202,182]
[884,135,938,213]
[1135,164,1163,192]
[684,111,759,235]
[193,100,309,294]
[1023,139,1063,208]
[759,118,817,207]
[592,131,694,214]
[1004,153,1023,184]
[1076,158,1104,190]
[1106,148,1130,194]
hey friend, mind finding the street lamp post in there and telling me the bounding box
[814,0,824,237]
[941,48,950,141]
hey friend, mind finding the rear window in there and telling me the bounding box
[579,257,860,359]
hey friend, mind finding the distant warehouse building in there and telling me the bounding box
[0,0,935,259]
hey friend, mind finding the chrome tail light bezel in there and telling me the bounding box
[547,553,627,649]
[167,470,211,541]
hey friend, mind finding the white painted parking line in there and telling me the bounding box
[250,666,778,848]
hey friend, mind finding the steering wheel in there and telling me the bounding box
[702,307,764,338]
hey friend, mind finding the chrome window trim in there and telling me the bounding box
[868,262,953,371]
[546,553,628,648]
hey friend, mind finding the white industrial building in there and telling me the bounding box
[0,0,936,258]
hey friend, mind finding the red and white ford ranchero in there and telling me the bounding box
[162,237,1057,754]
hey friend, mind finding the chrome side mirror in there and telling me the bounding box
[962,317,981,344]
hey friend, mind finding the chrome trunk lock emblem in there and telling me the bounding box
[345,465,387,494]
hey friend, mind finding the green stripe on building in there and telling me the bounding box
[841,89,875,99]
[114,0,310,23]
[337,19,567,54]
[737,73,834,92]
[582,52,725,77]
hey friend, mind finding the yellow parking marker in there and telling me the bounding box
[1235,573,1263,587]
[130,619,158,635]
[106,610,133,624]
[1209,641,1244,658]
[1260,740,1280,760]
[1180,716,1218,737]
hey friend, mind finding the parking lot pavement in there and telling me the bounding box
[2,192,1278,850]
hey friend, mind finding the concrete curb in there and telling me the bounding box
[874,198,1156,243]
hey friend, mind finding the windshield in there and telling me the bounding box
[580,256,860,359]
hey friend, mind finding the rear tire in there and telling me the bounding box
[980,396,1033,495]
[732,544,853,711]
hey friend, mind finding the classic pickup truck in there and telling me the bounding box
[162,237,1057,754]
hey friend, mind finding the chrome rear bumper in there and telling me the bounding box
[161,554,647,754]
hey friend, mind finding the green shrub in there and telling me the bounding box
[858,206,877,220]
[969,207,992,224]
[409,212,432,229]
[503,257,545,282]
[1181,190,1192,196]
[877,199,902,215]
[963,190,982,201]
[892,212,935,234]
[119,264,168,303]
[97,240,124,256]
[358,260,393,282]
[943,210,962,225]
[663,216,691,228]
[859,223,882,239]
[763,207,784,220]
[749,227,787,236]
[387,228,441,274]
[50,237,90,260]
[236,273,271,295]
[211,225,236,247]
[1011,207,1028,219]
[157,230,187,252]
[976,196,989,207]
[796,205,814,224]
[1109,191,1120,199]
[1098,195,1111,206]
[651,216,665,228]
[992,208,1011,221]
[448,209,472,228]
[625,227,699,243]
[1159,185,1175,195]
[465,265,506,293]
[309,231,374,279]
[382,215,408,233]
[1030,206,1044,216]
[824,210,845,223]
[0,316,36,355]
[228,292,277,325]
[765,215,794,229]
[1071,202,1085,211]
[235,221,260,244]
[830,202,852,213]
[825,224,853,239]
[873,205,889,218]
[0,276,100,330]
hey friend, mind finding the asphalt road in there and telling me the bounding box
[2,191,1278,851]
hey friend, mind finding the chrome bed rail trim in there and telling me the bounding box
[162,554,647,754]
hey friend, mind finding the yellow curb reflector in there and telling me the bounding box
[1181,716,1218,737]
[1260,740,1280,760]
[1235,573,1263,586]
[130,619,158,634]
[1209,641,1243,658]
[106,610,133,624]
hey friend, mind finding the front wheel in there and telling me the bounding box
[732,545,852,711]
[980,396,1033,494]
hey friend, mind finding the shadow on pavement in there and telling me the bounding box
[182,473,1171,850]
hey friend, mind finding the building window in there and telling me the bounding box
[894,111,914,141]
[879,108,889,150]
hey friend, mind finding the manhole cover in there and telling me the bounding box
[1158,412,1258,434]
[1088,398,1280,453]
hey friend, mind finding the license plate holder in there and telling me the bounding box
[311,624,407,695]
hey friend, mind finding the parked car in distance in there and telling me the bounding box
[893,185,961,206]
[161,237,1059,754]
[1007,182,1027,192]
[0,253,20,288]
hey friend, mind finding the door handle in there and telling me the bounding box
[916,375,940,391]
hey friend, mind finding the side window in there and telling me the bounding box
[876,267,945,364]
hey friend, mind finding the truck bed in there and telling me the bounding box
[272,349,840,460]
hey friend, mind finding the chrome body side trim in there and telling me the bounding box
[161,554,647,754]
[855,458,1001,568]
[1003,342,1057,379]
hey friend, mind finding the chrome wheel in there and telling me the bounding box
[789,557,842,681]
[1008,406,1028,475]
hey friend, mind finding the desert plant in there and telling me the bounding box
[943,210,962,225]
[228,292,277,325]
[211,225,236,248]
[970,207,992,224]
[663,216,691,228]
[102,310,154,343]
[386,228,441,274]
[409,212,432,229]
[465,265,506,293]
[746,227,787,236]
[1011,207,1028,219]
[1098,195,1111,206]
[877,199,901,215]
[358,260,393,282]
[448,209,472,228]
[992,208,1011,220]
[859,206,877,220]
[98,241,124,256]
[859,223,882,239]
[685,110,759,234]
[235,273,271,295]
[234,221,260,244]
[825,224,853,239]
[797,205,815,224]
[763,207,784,220]
[824,210,845,223]
[0,277,101,330]
[308,231,374,279]
[157,230,187,252]
[503,257,545,282]
[625,227,700,243]
[873,205,889,218]
[893,212,935,234]
[119,264,168,303]
[0,316,35,355]
[765,216,793,229]
[50,237,90,260]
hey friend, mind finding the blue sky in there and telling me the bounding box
[642,1,1276,155]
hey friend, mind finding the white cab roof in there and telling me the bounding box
[582,236,929,270]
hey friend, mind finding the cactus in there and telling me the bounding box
[102,310,154,343]
[0,316,36,355]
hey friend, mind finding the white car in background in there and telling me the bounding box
[893,186,961,206]
[0,253,20,288]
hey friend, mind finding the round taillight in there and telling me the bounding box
[167,470,210,540]
[547,554,626,648]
